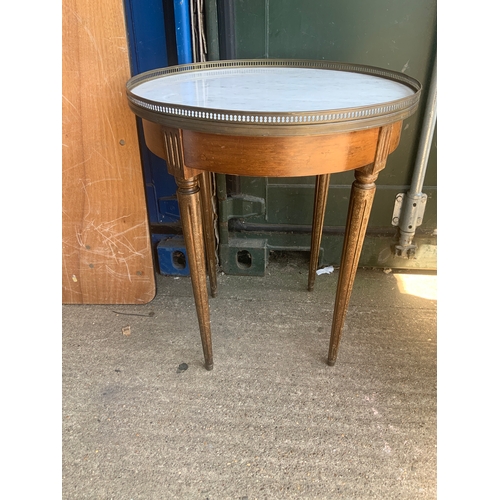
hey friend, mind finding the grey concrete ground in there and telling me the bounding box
[62,253,437,499]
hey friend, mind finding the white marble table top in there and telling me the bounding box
[127,61,421,135]
[132,67,414,113]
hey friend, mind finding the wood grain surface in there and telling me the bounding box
[142,120,402,177]
[62,0,155,304]
[181,122,402,177]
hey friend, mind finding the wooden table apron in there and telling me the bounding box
[126,60,421,371]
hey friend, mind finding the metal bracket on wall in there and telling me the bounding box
[392,192,428,258]
[392,55,436,260]
[219,194,266,221]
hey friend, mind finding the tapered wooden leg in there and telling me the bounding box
[327,169,376,365]
[176,176,214,370]
[199,171,218,298]
[308,174,331,291]
[327,125,393,366]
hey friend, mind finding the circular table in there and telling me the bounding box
[127,59,421,371]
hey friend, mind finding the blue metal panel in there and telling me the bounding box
[123,0,168,75]
[173,0,194,64]
[123,0,180,227]
[123,0,196,275]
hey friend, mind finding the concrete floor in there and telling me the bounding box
[62,253,437,499]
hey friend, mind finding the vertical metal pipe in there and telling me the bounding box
[204,0,220,61]
[410,57,437,197]
[189,0,197,62]
[217,0,237,60]
[396,57,437,257]
[173,0,193,64]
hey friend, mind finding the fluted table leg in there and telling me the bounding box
[199,171,218,298]
[327,125,393,366]
[176,176,214,370]
[327,168,377,365]
[308,174,331,291]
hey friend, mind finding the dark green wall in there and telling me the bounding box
[208,0,437,273]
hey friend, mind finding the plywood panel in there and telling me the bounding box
[62,0,156,304]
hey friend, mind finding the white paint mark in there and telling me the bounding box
[91,148,122,173]
[79,180,93,220]
[103,112,117,144]
[63,153,93,174]
[106,265,132,282]
[62,94,81,117]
